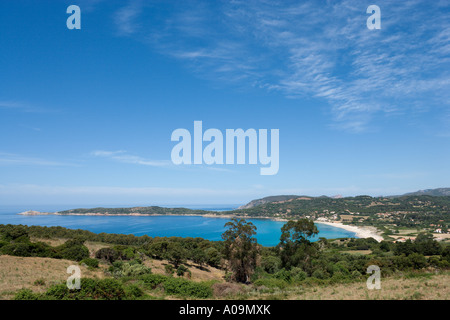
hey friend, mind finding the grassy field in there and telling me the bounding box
[1,252,449,300]
[1,235,449,300]
[0,255,104,299]
[143,258,225,282]
[31,238,112,257]
[275,274,449,300]
[341,250,372,255]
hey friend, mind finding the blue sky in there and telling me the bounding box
[0,0,449,206]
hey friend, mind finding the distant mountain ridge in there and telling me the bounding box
[393,188,450,197]
[237,195,304,209]
[239,188,450,209]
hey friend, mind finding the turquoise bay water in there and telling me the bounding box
[0,205,356,247]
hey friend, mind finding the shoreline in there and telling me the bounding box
[17,210,383,241]
[314,220,384,242]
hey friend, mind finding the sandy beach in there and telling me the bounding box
[315,220,384,242]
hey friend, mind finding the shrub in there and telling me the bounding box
[204,247,222,268]
[260,255,281,274]
[408,253,427,269]
[0,240,8,249]
[30,242,55,258]
[163,277,212,298]
[45,284,70,300]
[164,264,174,276]
[121,263,151,277]
[80,258,99,268]
[140,274,212,298]
[140,274,167,289]
[329,271,350,283]
[274,269,291,282]
[311,269,329,280]
[224,272,233,283]
[290,267,307,282]
[0,243,32,257]
[2,225,30,242]
[302,277,326,286]
[253,278,287,289]
[437,259,450,269]
[113,245,139,260]
[95,247,119,263]
[109,261,151,278]
[212,282,246,298]
[45,278,127,300]
[14,289,39,300]
[56,240,89,261]
[176,264,189,277]
[59,245,89,261]
[124,284,144,299]
[33,278,46,286]
[332,261,350,276]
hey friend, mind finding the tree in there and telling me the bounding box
[408,253,427,269]
[192,248,207,267]
[394,239,415,256]
[57,239,89,261]
[221,218,258,283]
[260,255,281,274]
[415,233,442,256]
[176,264,189,277]
[278,219,319,270]
[95,247,119,263]
[2,225,30,243]
[204,247,222,268]
[148,240,169,259]
[165,243,187,268]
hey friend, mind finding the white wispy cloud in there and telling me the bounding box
[91,150,170,167]
[112,0,450,133]
[114,0,143,36]
[0,184,259,205]
[0,101,42,113]
[0,153,75,166]
[0,184,242,197]
[0,183,424,205]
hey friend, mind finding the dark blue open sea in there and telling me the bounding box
[0,205,356,247]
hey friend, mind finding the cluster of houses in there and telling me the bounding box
[430,225,448,234]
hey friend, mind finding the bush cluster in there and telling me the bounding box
[140,274,212,298]
[15,278,128,300]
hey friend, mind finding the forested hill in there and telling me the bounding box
[58,206,214,216]
[237,195,306,209]
[238,188,450,209]
[394,188,450,197]
[227,195,450,229]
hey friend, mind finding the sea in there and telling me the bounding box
[0,204,357,247]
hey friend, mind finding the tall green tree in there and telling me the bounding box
[278,219,319,271]
[221,218,258,283]
[165,242,187,268]
[415,232,442,256]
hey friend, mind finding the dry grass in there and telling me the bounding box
[31,238,111,257]
[0,255,105,300]
[433,233,450,240]
[341,250,372,255]
[30,238,67,247]
[395,229,419,235]
[143,258,225,283]
[2,252,449,300]
[285,274,450,300]
[212,282,247,298]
